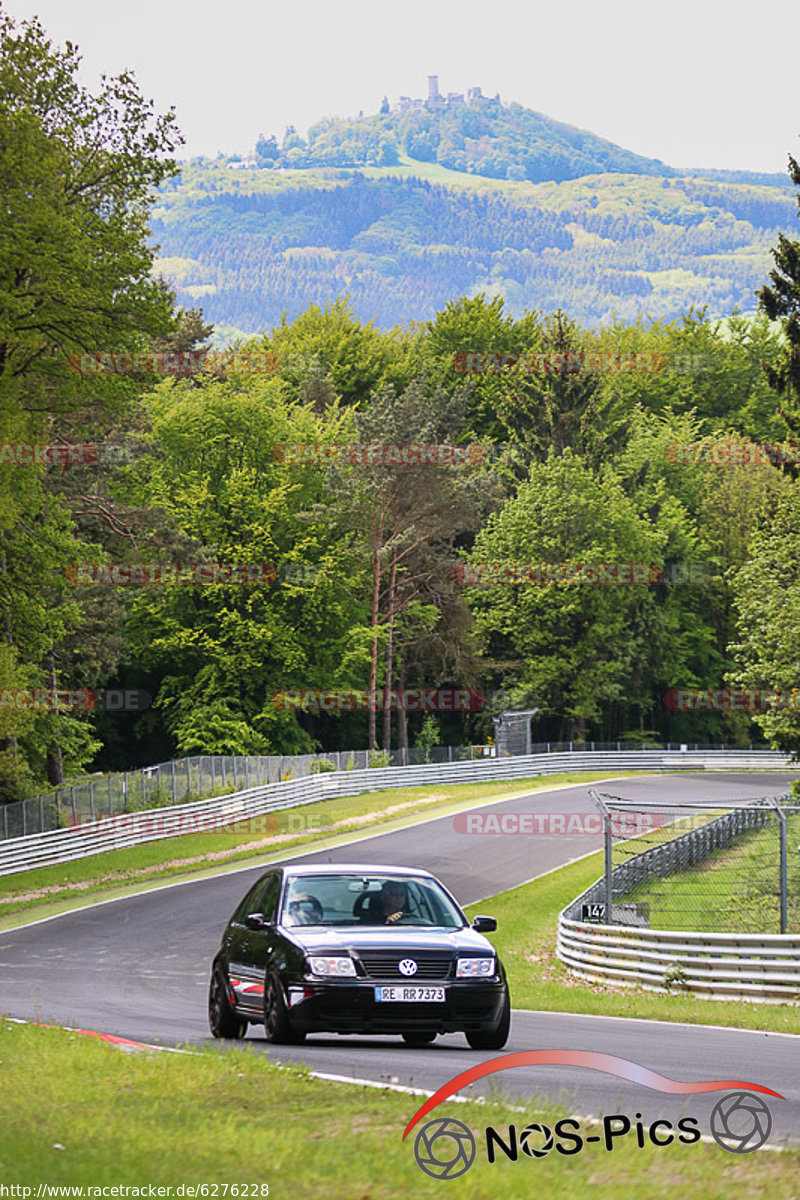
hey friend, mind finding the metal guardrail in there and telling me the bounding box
[4,740,767,840]
[557,920,800,1002]
[557,798,800,1002]
[0,748,794,877]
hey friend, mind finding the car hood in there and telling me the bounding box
[280,925,495,955]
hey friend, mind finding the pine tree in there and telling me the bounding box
[758,155,800,423]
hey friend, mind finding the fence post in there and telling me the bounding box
[2,803,7,839]
[232,757,238,792]
[89,781,95,822]
[778,807,787,935]
[39,794,45,832]
[604,809,613,925]
[108,775,113,816]
[71,787,76,824]
[56,790,61,827]
[141,768,146,807]
[171,760,177,804]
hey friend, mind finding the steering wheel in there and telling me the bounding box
[288,895,323,924]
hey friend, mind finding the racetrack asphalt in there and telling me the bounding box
[1,771,798,1147]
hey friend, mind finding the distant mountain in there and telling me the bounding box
[253,85,674,183]
[151,87,798,335]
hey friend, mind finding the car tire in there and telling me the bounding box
[465,989,510,1050]
[263,972,305,1044]
[402,1031,437,1046]
[209,965,248,1040]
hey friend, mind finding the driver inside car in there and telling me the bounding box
[285,891,322,926]
[379,880,409,924]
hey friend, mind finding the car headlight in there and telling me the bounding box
[307,956,357,977]
[456,957,496,978]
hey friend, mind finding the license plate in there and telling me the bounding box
[375,986,445,1003]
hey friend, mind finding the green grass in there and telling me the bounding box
[465,854,800,1035]
[1,1021,797,1195]
[617,812,800,934]
[0,772,641,924]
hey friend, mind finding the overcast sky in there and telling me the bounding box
[5,0,799,174]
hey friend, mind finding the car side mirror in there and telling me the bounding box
[245,913,270,931]
[472,915,497,932]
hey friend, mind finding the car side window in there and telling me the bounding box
[259,874,281,922]
[232,882,262,924]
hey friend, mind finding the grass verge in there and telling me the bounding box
[0,1021,797,1196]
[0,772,639,924]
[617,812,800,933]
[464,853,800,1035]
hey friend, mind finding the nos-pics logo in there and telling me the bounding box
[405,1051,782,1179]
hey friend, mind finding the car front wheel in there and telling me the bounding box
[465,989,510,1050]
[263,972,306,1044]
[209,965,248,1040]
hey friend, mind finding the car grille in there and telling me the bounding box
[357,953,453,979]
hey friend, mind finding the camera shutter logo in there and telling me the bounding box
[414,1118,476,1179]
[399,959,418,977]
[710,1092,772,1153]
[520,1122,555,1157]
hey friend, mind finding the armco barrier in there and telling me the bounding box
[0,749,795,877]
[557,919,800,1003]
[557,797,800,1003]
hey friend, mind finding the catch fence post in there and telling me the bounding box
[604,808,613,925]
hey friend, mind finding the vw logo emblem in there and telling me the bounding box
[399,959,418,976]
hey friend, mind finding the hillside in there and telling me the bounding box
[254,88,675,182]
[151,158,796,334]
[149,85,797,335]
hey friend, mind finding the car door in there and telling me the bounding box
[231,872,282,1016]
[246,871,282,980]
[227,873,280,1016]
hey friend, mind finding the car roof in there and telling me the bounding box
[280,863,435,879]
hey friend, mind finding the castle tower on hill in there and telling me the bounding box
[392,79,492,114]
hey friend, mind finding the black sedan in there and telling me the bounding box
[208,863,510,1048]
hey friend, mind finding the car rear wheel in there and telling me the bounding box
[465,989,510,1050]
[402,1031,437,1046]
[209,965,248,1040]
[263,972,306,1044]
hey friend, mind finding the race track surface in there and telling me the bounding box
[1,772,797,1146]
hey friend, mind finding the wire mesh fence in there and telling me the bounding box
[584,791,800,935]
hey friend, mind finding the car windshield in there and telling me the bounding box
[281,874,465,928]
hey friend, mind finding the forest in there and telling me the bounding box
[152,163,797,332]
[3,12,800,805]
